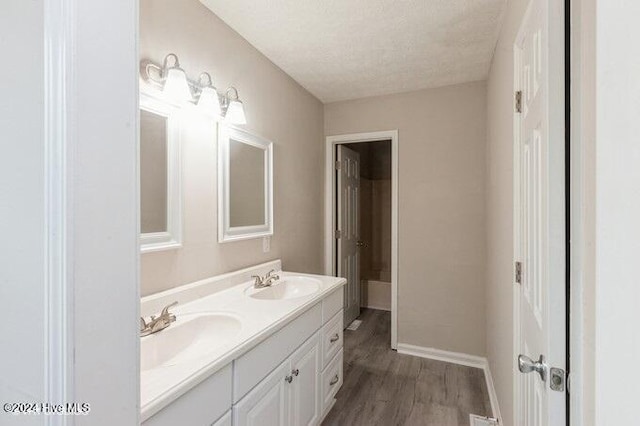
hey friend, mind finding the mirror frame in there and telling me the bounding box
[218,124,273,243]
[139,92,183,252]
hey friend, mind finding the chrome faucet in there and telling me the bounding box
[140,301,178,337]
[252,269,280,288]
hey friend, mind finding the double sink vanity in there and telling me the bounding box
[139,74,342,425]
[140,260,346,426]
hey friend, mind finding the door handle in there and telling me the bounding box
[518,354,547,382]
[330,333,340,343]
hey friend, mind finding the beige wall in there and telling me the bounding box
[360,178,373,282]
[359,178,392,311]
[140,0,325,296]
[369,179,392,282]
[485,0,529,424]
[325,81,487,356]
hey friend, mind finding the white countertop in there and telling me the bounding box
[140,268,345,421]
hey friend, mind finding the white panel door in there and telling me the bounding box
[234,360,291,426]
[290,333,321,426]
[337,145,361,327]
[514,0,566,424]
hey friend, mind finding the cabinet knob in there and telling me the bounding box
[329,374,339,386]
[330,334,340,343]
[292,369,300,376]
[285,375,293,384]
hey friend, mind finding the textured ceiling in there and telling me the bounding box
[200,0,505,103]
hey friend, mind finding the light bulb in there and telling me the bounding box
[197,86,222,117]
[163,67,192,104]
[225,99,246,124]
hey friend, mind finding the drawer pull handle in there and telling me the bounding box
[329,374,339,386]
[292,369,300,376]
[285,375,293,384]
[330,334,340,343]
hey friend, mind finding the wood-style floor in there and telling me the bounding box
[322,309,492,426]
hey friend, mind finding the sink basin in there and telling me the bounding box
[245,276,321,300]
[141,313,241,372]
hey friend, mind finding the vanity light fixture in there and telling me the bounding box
[196,72,222,117]
[141,54,247,124]
[222,87,247,125]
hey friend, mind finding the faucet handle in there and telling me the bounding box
[140,317,148,331]
[265,269,277,278]
[160,301,178,318]
[251,275,263,285]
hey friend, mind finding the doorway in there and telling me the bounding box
[325,131,399,349]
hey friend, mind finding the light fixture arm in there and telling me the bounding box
[221,86,240,110]
[162,53,181,72]
[226,87,240,101]
[199,72,214,88]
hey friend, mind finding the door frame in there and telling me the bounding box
[324,130,399,349]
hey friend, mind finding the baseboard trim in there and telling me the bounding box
[363,304,391,312]
[397,343,486,368]
[396,343,502,423]
[483,363,502,424]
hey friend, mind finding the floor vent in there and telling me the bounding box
[469,414,499,426]
[346,319,362,331]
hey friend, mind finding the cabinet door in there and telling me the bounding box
[212,410,231,426]
[290,333,321,426]
[234,359,291,426]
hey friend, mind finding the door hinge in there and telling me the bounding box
[515,90,523,113]
[335,160,341,170]
[550,367,566,392]
[515,261,522,284]
[334,229,341,239]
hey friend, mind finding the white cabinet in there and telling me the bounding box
[321,311,343,369]
[290,333,321,426]
[235,333,321,426]
[320,349,343,416]
[233,361,291,426]
[145,287,344,426]
[142,364,232,426]
[212,411,232,426]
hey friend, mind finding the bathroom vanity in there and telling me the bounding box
[140,260,345,426]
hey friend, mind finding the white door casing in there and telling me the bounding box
[337,145,361,327]
[325,131,399,349]
[513,0,566,424]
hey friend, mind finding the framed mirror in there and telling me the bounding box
[139,92,182,252]
[218,125,273,242]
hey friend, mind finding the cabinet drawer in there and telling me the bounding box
[322,288,343,324]
[320,349,343,414]
[321,310,343,369]
[143,364,232,426]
